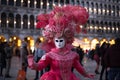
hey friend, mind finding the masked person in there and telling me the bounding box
[27,5,94,80]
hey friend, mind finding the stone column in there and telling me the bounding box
[34,16,36,29]
[28,0,30,8]
[14,0,16,7]
[21,0,23,7]
[0,0,1,5]
[7,0,8,5]
[41,0,43,9]
[6,14,9,28]
[34,0,36,8]
[21,15,23,29]
[0,13,1,27]
[28,15,30,29]
[14,14,16,29]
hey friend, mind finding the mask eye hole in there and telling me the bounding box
[60,40,63,42]
[55,40,58,42]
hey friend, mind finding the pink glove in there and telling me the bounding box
[27,55,34,68]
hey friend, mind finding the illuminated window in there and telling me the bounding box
[91,39,99,49]
[83,38,90,50]
[109,39,115,45]
[100,39,108,45]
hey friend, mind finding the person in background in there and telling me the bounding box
[4,42,14,78]
[99,42,110,80]
[34,38,45,80]
[88,49,95,60]
[15,46,21,58]
[93,43,101,74]
[104,38,120,80]
[0,42,6,77]
[75,45,84,66]
[20,38,30,80]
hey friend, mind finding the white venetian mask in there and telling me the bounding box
[54,37,65,48]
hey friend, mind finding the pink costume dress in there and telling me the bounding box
[28,47,87,80]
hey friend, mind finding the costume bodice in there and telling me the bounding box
[47,50,77,80]
[36,48,84,80]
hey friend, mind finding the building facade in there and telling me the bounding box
[0,0,120,50]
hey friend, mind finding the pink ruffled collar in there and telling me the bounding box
[51,44,73,55]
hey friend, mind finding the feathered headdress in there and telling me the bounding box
[36,5,89,52]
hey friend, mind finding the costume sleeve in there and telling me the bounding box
[37,54,51,70]
[28,54,51,71]
[73,54,88,77]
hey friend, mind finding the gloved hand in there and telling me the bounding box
[27,55,34,68]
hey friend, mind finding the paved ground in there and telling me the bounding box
[0,56,103,80]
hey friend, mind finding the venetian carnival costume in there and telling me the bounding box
[28,5,94,80]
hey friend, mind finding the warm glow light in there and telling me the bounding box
[72,38,81,47]
[13,37,16,40]
[80,25,83,28]
[83,38,90,50]
[28,22,30,25]
[94,8,96,13]
[89,8,92,12]
[30,40,35,52]
[0,36,6,42]
[41,2,43,5]
[104,27,106,30]
[112,27,114,30]
[31,46,35,53]
[27,37,30,40]
[107,10,109,13]
[21,0,23,3]
[98,9,101,14]
[90,26,93,29]
[72,42,79,47]
[34,1,37,5]
[30,40,34,46]
[100,39,108,45]
[116,27,118,31]
[108,27,110,30]
[98,8,101,13]
[99,27,102,29]
[28,0,30,4]
[111,10,114,13]
[40,37,44,42]
[7,20,9,23]
[53,3,56,6]
[91,39,99,49]
[21,21,23,25]
[9,38,12,42]
[17,39,21,47]
[34,23,36,26]
[95,26,98,30]
[47,3,49,6]
[109,39,115,45]
[14,21,16,24]
[103,9,105,13]
[4,39,7,42]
